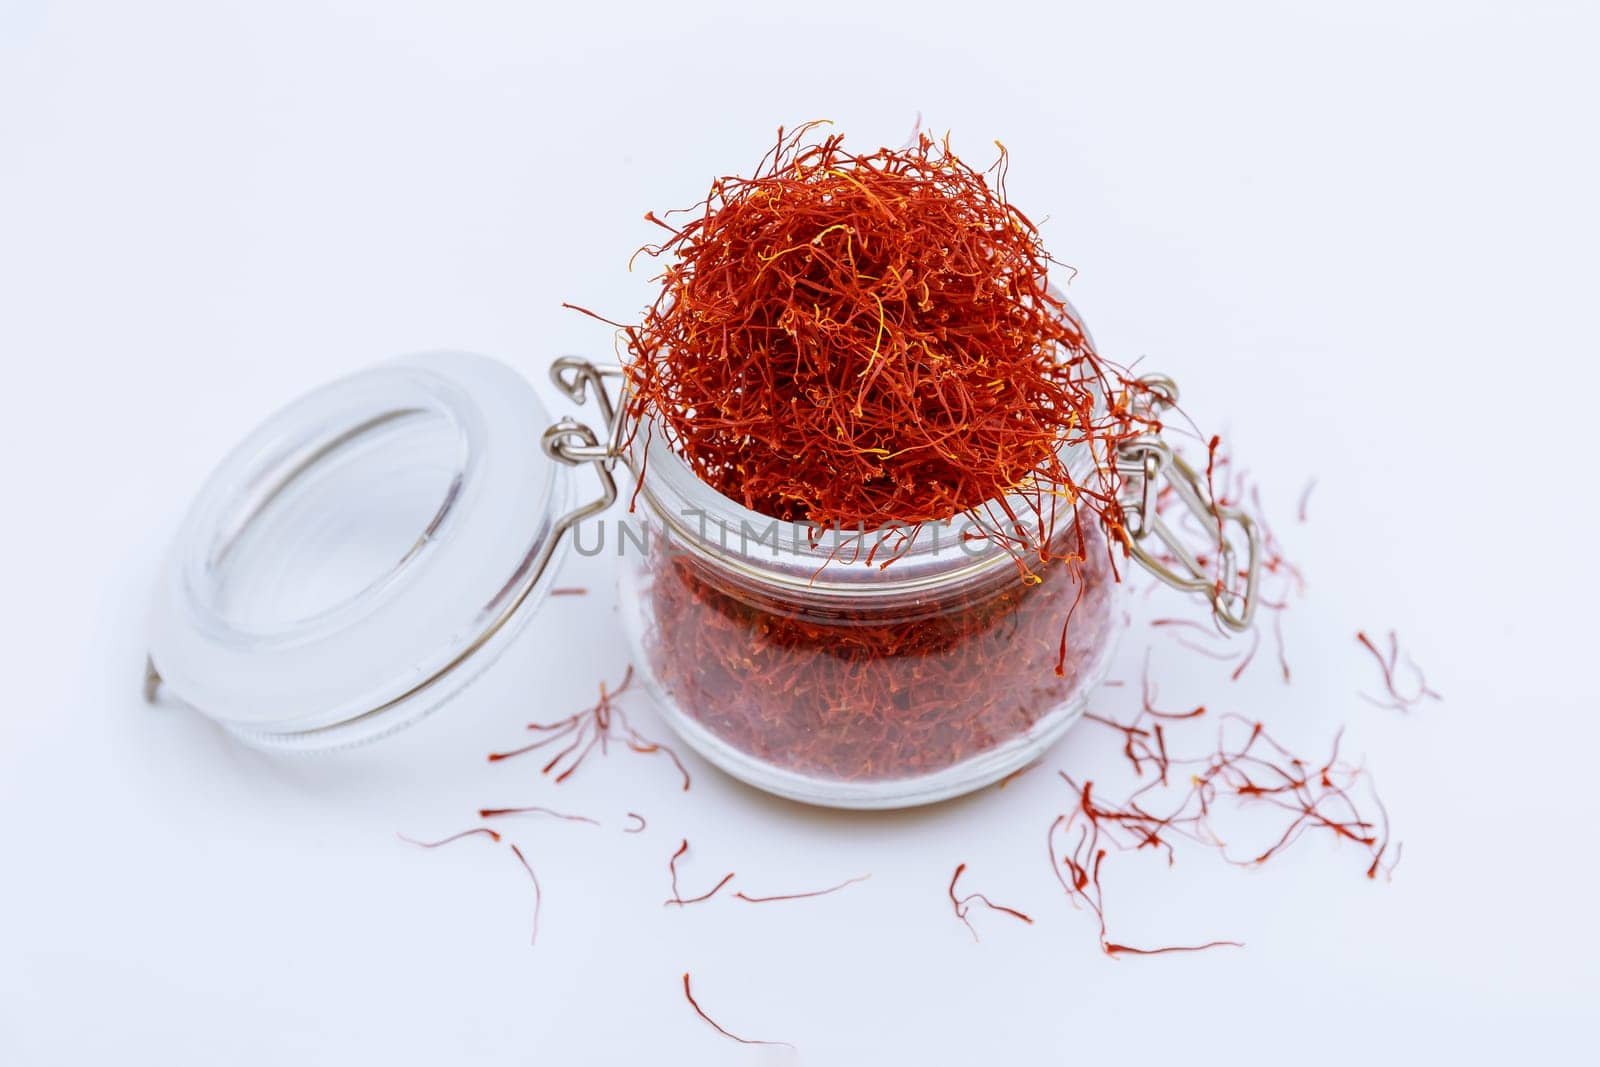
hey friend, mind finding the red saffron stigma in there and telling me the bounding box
[1064,703,1397,955]
[488,666,692,790]
[681,973,794,1048]
[1357,630,1441,712]
[664,839,735,907]
[507,843,542,948]
[477,805,600,826]
[947,862,1034,941]
[396,828,501,849]
[733,875,870,903]
[1104,940,1244,957]
[623,812,647,834]
[1297,478,1317,523]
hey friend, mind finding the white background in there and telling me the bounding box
[3,1,1597,1063]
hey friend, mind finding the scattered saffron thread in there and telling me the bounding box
[1357,630,1441,711]
[681,973,794,1048]
[733,875,871,903]
[947,863,1034,941]
[1064,705,1398,955]
[477,805,601,826]
[550,586,589,596]
[623,812,647,834]
[1048,802,1242,959]
[488,666,692,790]
[1229,626,1262,682]
[396,828,501,849]
[1140,651,1206,719]
[665,839,735,907]
[1272,612,1291,682]
[508,843,542,947]
[1297,478,1317,523]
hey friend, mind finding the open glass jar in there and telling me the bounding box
[148,320,1258,806]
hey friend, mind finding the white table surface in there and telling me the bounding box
[3,2,1596,1063]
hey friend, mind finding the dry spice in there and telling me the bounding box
[507,843,543,947]
[637,517,1114,783]
[396,827,501,849]
[733,875,870,904]
[580,122,1153,546]
[563,123,1203,789]
[1055,701,1398,956]
[664,839,735,907]
[488,666,691,790]
[1357,629,1441,712]
[947,862,1034,940]
[400,827,546,949]
[681,973,794,1049]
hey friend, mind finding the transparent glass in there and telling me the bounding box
[619,427,1122,809]
[149,352,568,749]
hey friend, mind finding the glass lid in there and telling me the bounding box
[147,351,573,749]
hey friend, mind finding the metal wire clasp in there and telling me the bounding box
[539,356,630,533]
[544,357,630,471]
[1116,375,1261,632]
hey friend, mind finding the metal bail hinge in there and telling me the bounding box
[538,355,629,539]
[1115,375,1261,632]
[544,357,630,471]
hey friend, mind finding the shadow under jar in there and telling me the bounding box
[619,420,1121,809]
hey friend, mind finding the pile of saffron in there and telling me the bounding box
[604,122,1147,536]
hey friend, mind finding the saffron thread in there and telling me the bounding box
[681,972,794,1048]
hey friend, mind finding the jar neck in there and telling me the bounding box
[629,415,1101,605]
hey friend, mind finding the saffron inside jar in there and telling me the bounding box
[619,487,1120,805]
[647,526,1110,782]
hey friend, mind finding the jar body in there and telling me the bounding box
[618,481,1121,808]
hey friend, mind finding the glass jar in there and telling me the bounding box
[618,420,1121,808]
[148,338,1257,807]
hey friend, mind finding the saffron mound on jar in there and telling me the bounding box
[576,122,1150,544]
